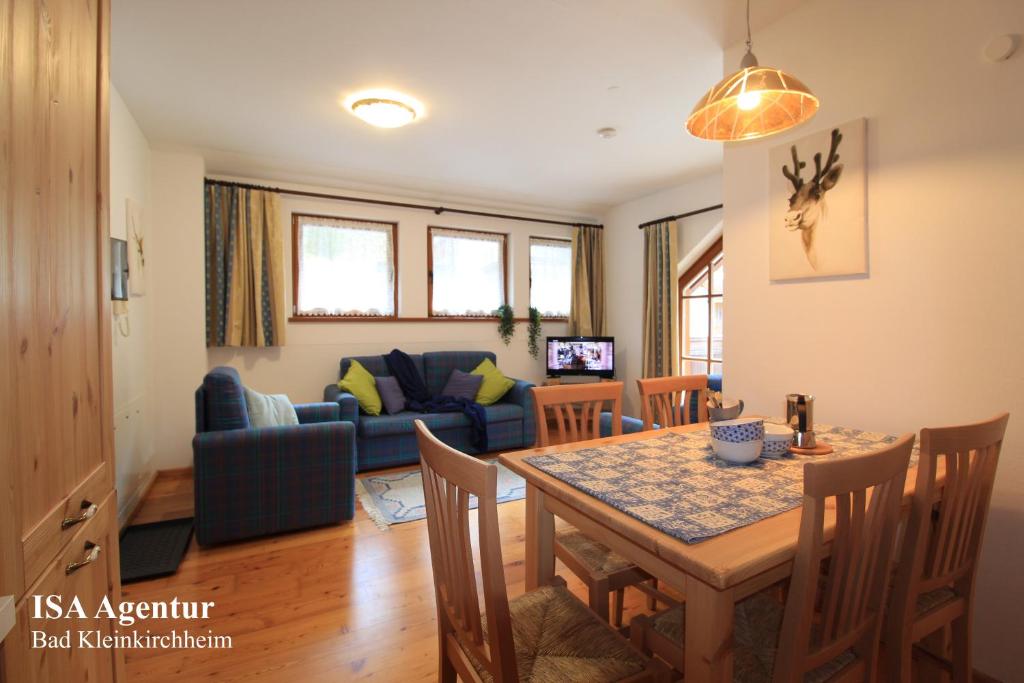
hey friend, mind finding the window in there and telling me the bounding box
[529,237,572,318]
[679,237,723,376]
[428,227,508,317]
[292,213,397,318]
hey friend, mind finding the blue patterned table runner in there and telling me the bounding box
[523,421,908,544]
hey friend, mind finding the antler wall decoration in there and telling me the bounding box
[781,128,844,269]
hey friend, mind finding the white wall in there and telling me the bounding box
[603,173,723,415]
[147,164,582,468]
[109,86,155,523]
[149,151,207,471]
[722,0,1024,677]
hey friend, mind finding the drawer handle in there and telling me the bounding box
[61,500,98,530]
[65,542,101,575]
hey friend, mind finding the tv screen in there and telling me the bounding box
[546,337,614,378]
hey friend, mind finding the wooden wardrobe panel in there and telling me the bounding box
[6,0,113,594]
[2,492,121,683]
[0,0,22,598]
[1,0,115,634]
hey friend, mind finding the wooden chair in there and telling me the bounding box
[884,413,1009,683]
[530,383,673,626]
[414,420,669,683]
[631,433,916,681]
[532,381,624,447]
[636,375,710,431]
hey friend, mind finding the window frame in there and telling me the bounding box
[678,237,723,375]
[427,225,510,319]
[290,212,399,322]
[528,235,572,321]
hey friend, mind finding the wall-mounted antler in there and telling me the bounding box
[812,128,842,186]
[782,145,806,191]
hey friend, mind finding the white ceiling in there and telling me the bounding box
[112,0,808,215]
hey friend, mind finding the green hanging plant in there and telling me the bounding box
[527,307,542,359]
[495,304,516,345]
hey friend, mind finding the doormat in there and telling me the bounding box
[119,517,194,583]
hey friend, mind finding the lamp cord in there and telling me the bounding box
[745,0,753,53]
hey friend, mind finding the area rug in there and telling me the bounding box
[356,462,526,529]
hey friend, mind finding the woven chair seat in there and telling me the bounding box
[468,585,648,683]
[556,529,635,575]
[915,587,957,616]
[647,592,856,683]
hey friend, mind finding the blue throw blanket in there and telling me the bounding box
[385,349,488,451]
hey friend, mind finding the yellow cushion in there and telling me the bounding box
[471,358,515,406]
[338,360,382,416]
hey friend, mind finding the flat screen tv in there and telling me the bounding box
[546,336,615,379]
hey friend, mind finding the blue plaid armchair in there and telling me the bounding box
[193,366,357,546]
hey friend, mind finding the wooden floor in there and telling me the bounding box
[122,464,656,682]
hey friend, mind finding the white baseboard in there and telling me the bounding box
[118,469,158,531]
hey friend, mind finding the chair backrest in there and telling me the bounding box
[195,366,250,433]
[774,433,915,681]
[415,421,517,682]
[531,382,623,447]
[636,375,709,430]
[888,413,1009,632]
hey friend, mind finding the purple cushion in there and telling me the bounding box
[440,369,484,401]
[375,376,406,415]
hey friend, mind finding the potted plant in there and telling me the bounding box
[495,304,515,345]
[527,307,542,359]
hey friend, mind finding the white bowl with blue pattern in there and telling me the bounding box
[709,418,765,464]
[762,423,795,458]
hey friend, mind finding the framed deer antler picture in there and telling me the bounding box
[769,118,867,280]
[126,198,146,296]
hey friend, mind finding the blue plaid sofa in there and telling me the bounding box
[323,351,535,472]
[193,366,357,546]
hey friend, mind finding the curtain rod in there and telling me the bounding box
[637,203,723,230]
[204,178,603,230]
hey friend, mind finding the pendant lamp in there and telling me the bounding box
[686,0,818,141]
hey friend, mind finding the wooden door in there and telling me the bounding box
[0,0,121,679]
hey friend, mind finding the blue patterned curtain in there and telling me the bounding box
[642,221,677,377]
[205,182,285,347]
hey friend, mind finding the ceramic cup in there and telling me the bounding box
[709,417,764,464]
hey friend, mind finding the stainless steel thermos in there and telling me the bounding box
[786,393,816,448]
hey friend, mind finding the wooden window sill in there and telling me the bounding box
[289,316,569,323]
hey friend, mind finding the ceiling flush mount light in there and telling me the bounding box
[344,90,423,129]
[686,0,818,141]
[596,127,618,139]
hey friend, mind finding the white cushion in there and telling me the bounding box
[244,386,299,428]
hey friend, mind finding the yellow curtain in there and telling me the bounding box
[205,183,286,347]
[642,221,677,377]
[568,226,606,336]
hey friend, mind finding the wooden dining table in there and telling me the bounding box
[499,421,920,683]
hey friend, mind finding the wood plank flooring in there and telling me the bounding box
[122,465,655,682]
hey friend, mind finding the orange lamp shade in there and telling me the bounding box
[686,66,819,141]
